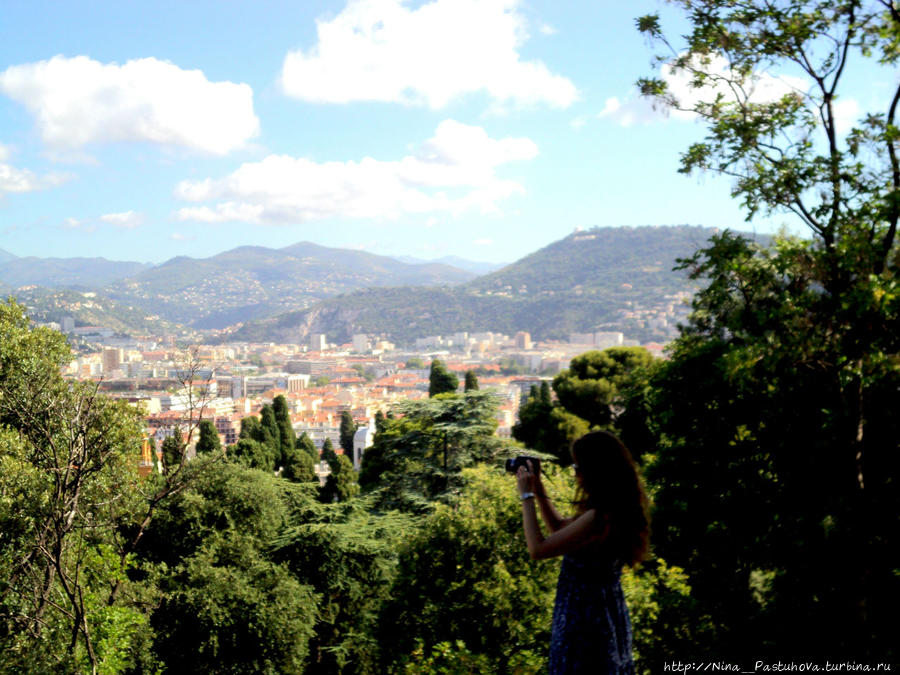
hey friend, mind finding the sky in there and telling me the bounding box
[0,0,888,265]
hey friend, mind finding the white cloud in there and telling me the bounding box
[0,143,69,195]
[176,119,538,225]
[599,55,818,127]
[280,0,577,109]
[0,55,259,155]
[170,232,193,241]
[473,237,493,245]
[100,210,144,229]
[425,216,438,227]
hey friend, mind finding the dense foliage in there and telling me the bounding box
[634,0,900,661]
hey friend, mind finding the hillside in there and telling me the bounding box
[106,241,473,328]
[468,226,716,301]
[13,287,186,336]
[217,225,745,345]
[0,255,150,288]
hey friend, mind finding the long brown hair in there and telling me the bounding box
[572,431,651,568]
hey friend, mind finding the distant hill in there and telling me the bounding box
[0,256,150,288]
[218,225,749,345]
[12,286,185,336]
[468,225,721,304]
[393,254,506,275]
[106,241,474,328]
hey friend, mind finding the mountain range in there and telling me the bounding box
[218,225,743,345]
[2,226,766,343]
[0,242,480,331]
[0,250,150,288]
[103,241,476,328]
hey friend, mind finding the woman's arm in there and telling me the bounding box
[520,501,607,560]
[532,463,570,533]
[517,465,608,560]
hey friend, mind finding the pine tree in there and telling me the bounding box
[464,370,479,392]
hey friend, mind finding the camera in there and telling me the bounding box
[505,455,540,474]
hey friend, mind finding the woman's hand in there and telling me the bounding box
[516,460,536,495]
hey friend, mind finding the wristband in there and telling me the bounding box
[520,491,535,501]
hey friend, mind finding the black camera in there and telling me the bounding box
[505,455,540,474]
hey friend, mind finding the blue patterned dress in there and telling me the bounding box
[548,545,634,674]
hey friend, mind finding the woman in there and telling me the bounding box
[516,430,650,674]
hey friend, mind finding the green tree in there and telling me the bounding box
[464,370,479,392]
[137,463,318,673]
[359,391,507,512]
[339,410,358,456]
[635,2,900,660]
[552,347,656,428]
[273,394,297,466]
[513,381,588,464]
[281,444,316,483]
[240,415,262,440]
[195,419,222,455]
[0,299,151,673]
[260,405,280,456]
[229,436,274,472]
[513,350,655,464]
[296,432,318,462]
[374,409,387,433]
[428,359,458,397]
[272,498,414,674]
[161,431,186,473]
[320,454,359,504]
[378,465,558,674]
[320,438,338,467]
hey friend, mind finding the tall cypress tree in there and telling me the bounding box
[296,432,318,462]
[272,395,296,464]
[464,370,479,392]
[259,405,280,458]
[196,420,222,455]
[339,411,358,456]
[321,438,338,467]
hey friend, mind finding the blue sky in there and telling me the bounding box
[0,0,875,265]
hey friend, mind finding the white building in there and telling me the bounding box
[352,425,376,470]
